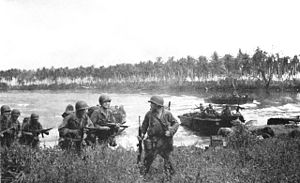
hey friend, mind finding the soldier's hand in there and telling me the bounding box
[165,130,171,137]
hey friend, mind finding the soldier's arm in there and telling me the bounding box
[86,115,94,128]
[58,115,71,135]
[167,112,179,136]
[90,110,101,125]
[141,112,150,135]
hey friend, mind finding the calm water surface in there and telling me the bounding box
[1,89,300,149]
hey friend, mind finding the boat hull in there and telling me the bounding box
[178,114,235,136]
[267,117,300,125]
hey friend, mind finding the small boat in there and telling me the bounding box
[178,112,240,136]
[267,117,300,125]
[204,95,253,105]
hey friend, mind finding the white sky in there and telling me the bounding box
[0,0,300,70]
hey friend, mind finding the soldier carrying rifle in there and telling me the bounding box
[138,96,179,176]
[21,113,51,148]
[90,94,120,147]
[58,101,94,152]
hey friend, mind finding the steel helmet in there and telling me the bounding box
[1,105,11,114]
[99,95,111,105]
[148,96,164,107]
[75,101,89,111]
[30,113,39,120]
[62,104,74,117]
[11,109,21,116]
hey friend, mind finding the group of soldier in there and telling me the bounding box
[197,103,245,121]
[0,105,44,148]
[0,94,180,177]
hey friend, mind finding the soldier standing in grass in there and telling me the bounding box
[0,105,12,147]
[21,113,43,148]
[139,95,179,176]
[6,109,22,146]
[58,104,74,150]
[90,94,119,147]
[58,101,94,152]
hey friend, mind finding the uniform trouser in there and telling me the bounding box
[143,136,175,175]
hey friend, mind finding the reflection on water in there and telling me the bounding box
[1,89,299,149]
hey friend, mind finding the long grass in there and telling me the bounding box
[1,132,300,183]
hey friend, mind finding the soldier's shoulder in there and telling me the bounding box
[65,113,76,120]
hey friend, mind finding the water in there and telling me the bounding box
[1,89,299,149]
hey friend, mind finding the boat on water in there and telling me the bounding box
[178,112,241,136]
[204,95,253,105]
[267,117,300,125]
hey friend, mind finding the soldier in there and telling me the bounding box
[58,101,94,152]
[139,96,179,176]
[233,106,245,122]
[90,94,119,147]
[7,109,22,146]
[61,104,74,118]
[205,103,218,116]
[0,105,12,147]
[58,104,74,150]
[199,103,205,112]
[21,113,43,148]
[221,105,232,118]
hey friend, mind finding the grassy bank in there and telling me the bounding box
[1,131,300,183]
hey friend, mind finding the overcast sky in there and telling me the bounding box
[1,0,299,70]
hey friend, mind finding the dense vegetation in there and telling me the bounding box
[1,127,300,182]
[1,48,300,92]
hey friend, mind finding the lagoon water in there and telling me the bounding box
[1,89,300,149]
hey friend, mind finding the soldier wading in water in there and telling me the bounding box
[138,95,179,176]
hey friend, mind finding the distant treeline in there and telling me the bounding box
[1,48,300,92]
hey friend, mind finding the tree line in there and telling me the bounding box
[0,48,300,91]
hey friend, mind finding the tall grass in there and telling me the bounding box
[1,133,300,183]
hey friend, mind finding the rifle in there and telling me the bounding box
[137,116,143,164]
[22,127,53,138]
[84,124,129,136]
[105,123,129,129]
[0,127,15,137]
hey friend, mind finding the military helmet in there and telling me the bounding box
[75,101,89,111]
[148,96,164,107]
[11,109,21,116]
[30,113,39,120]
[62,104,74,117]
[99,94,111,105]
[1,105,11,114]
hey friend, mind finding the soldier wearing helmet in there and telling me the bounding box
[90,94,118,147]
[58,104,75,149]
[58,101,94,152]
[21,113,43,148]
[5,109,22,146]
[0,105,12,146]
[139,95,179,176]
[205,103,217,117]
[221,105,232,118]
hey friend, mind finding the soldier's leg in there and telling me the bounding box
[160,151,175,175]
[143,139,157,174]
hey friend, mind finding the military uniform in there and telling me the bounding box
[141,100,179,175]
[58,112,94,151]
[21,117,43,148]
[90,106,117,146]
[0,105,13,147]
